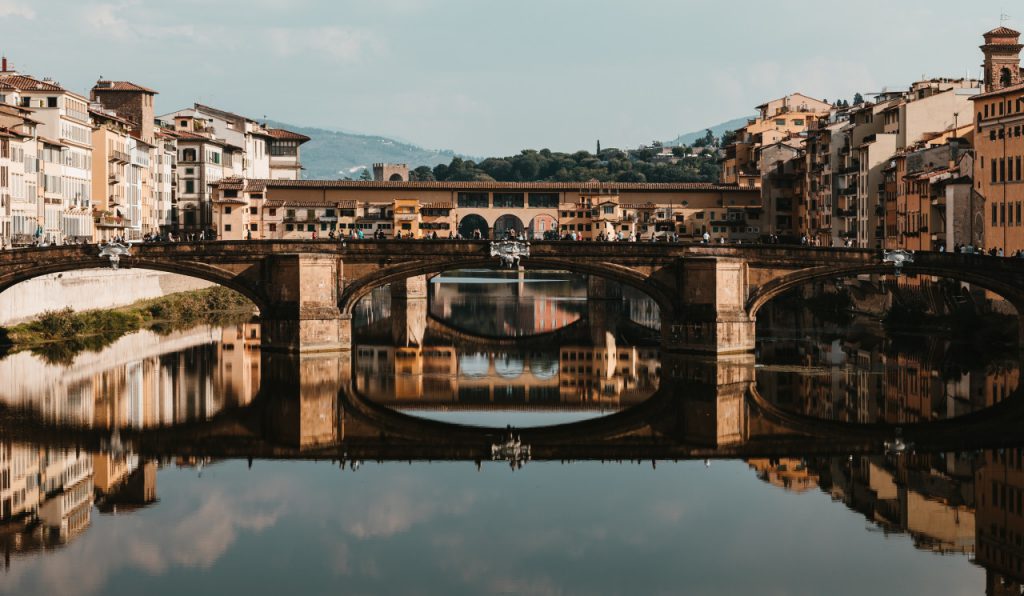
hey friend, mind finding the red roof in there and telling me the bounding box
[92,80,158,94]
[227,179,752,193]
[0,74,65,92]
[266,128,311,142]
[985,26,1021,38]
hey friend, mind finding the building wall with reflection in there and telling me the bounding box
[0,324,262,429]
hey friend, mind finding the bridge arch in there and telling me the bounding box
[0,249,270,314]
[339,255,677,324]
[493,214,525,239]
[457,215,488,239]
[747,263,1024,322]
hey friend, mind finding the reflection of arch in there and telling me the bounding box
[388,173,404,181]
[458,214,489,239]
[425,312,590,347]
[459,352,489,377]
[529,356,559,380]
[494,353,525,379]
[493,214,524,239]
[528,214,557,240]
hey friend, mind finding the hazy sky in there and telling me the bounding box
[0,0,1015,155]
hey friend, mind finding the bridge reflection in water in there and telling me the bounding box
[4,271,1024,593]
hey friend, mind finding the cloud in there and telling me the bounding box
[267,26,384,63]
[0,0,35,19]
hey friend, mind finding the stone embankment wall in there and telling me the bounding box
[0,269,214,325]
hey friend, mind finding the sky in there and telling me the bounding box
[0,0,1017,155]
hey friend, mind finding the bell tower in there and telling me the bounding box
[981,26,1023,92]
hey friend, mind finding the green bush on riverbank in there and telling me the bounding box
[0,287,256,363]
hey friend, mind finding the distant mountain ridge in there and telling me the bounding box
[265,120,458,180]
[269,116,753,181]
[667,116,753,146]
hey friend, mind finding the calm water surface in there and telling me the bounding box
[0,271,1021,595]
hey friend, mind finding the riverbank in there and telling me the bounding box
[0,287,256,363]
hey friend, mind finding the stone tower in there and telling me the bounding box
[90,80,158,143]
[373,163,409,181]
[981,26,1023,92]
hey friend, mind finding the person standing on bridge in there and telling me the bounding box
[702,231,710,244]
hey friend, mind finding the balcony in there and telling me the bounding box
[394,213,418,222]
[837,209,857,218]
[109,150,130,164]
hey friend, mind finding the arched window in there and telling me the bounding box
[1001,67,1013,87]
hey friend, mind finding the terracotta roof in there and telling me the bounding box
[266,128,311,142]
[39,136,64,147]
[985,26,1021,38]
[970,80,1024,100]
[92,80,158,94]
[0,74,65,92]
[264,200,285,208]
[422,202,454,209]
[235,179,752,193]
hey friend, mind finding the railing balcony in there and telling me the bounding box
[109,150,130,164]
[394,213,418,222]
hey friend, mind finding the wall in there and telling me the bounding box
[0,268,214,325]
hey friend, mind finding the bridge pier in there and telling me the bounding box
[261,351,349,448]
[260,254,349,353]
[662,258,755,354]
[660,353,755,447]
[391,293,427,347]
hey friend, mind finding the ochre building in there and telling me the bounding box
[211,179,761,241]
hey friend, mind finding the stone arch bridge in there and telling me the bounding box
[1,241,1022,353]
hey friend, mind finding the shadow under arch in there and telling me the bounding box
[424,311,592,347]
[747,263,1024,320]
[339,255,677,323]
[0,259,269,314]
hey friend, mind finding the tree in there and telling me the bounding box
[852,92,864,106]
[410,165,434,181]
[703,128,715,146]
[358,168,372,181]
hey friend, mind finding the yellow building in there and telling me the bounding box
[972,26,1024,253]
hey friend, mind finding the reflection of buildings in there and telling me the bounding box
[1,446,94,565]
[747,458,818,493]
[0,324,262,428]
[751,450,1024,594]
[354,344,659,411]
[975,448,1024,594]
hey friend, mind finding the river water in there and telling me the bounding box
[0,270,1020,595]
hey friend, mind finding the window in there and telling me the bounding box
[211,152,221,164]
[47,96,58,108]
[224,189,238,198]
[320,223,328,231]
[457,192,488,208]
[775,119,786,126]
[224,224,232,232]
[225,206,232,214]
[269,208,277,216]
[793,119,804,126]
[286,209,295,219]
[493,192,524,208]
[602,206,614,214]
[528,193,559,208]
[269,223,277,232]
[992,204,998,226]
[307,224,315,232]
[249,207,257,214]
[182,149,197,162]
[306,209,315,220]
[285,224,293,231]
[250,223,258,231]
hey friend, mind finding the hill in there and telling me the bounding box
[666,116,753,146]
[265,121,459,179]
